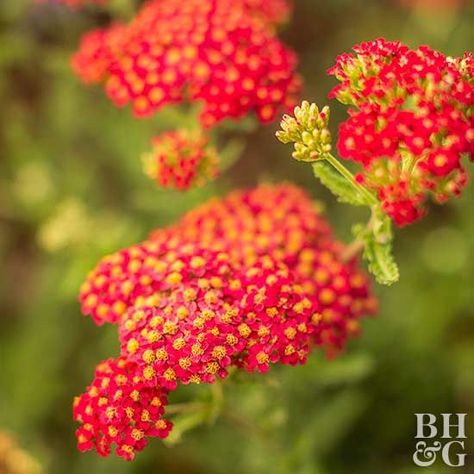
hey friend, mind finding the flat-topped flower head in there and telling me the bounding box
[143,130,219,190]
[328,39,473,225]
[73,357,172,461]
[76,184,377,460]
[79,185,376,344]
[72,0,301,126]
[156,184,376,352]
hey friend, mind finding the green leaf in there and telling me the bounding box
[354,208,400,285]
[312,161,366,206]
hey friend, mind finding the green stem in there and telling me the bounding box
[218,139,247,173]
[166,402,207,416]
[340,205,379,262]
[163,380,226,444]
[166,375,227,421]
[323,153,378,206]
[211,380,224,404]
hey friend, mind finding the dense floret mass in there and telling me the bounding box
[75,184,376,460]
[328,39,473,225]
[118,253,320,386]
[143,130,219,190]
[72,0,300,126]
[73,357,172,461]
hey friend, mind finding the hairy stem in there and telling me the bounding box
[324,153,378,206]
[340,206,377,262]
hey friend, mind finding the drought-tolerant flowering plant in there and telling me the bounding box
[72,0,300,124]
[75,185,376,459]
[58,0,473,461]
[328,40,473,226]
[278,38,473,284]
[68,0,299,189]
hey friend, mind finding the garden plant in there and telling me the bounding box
[0,0,472,473]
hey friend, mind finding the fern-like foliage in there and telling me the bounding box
[353,208,400,285]
[312,161,367,206]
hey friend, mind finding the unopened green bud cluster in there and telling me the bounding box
[276,101,332,162]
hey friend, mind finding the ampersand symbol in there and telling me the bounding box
[413,441,442,467]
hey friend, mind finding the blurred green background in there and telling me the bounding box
[0,0,473,473]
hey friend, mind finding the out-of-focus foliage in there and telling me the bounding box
[0,0,473,473]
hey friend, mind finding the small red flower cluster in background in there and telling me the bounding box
[143,131,219,190]
[76,184,376,460]
[72,0,300,127]
[328,39,473,226]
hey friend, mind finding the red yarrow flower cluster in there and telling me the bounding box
[161,185,375,352]
[73,357,171,461]
[76,184,376,460]
[119,254,319,388]
[143,130,219,190]
[72,0,300,127]
[328,38,473,226]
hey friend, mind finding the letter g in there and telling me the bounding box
[442,441,466,467]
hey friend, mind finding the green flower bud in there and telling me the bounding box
[276,101,332,162]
